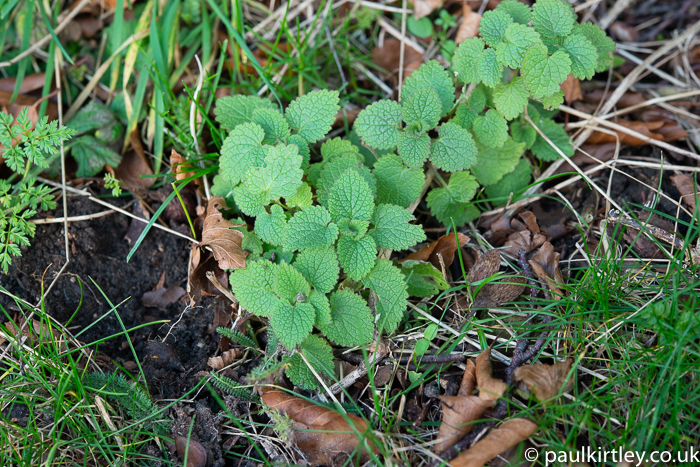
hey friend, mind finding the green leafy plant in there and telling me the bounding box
[0,108,74,273]
[65,101,123,177]
[355,0,614,220]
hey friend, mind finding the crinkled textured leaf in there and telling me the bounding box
[243,144,304,201]
[452,38,486,85]
[232,184,268,217]
[531,118,573,161]
[495,23,541,69]
[493,76,529,120]
[287,334,335,390]
[284,206,339,251]
[402,86,442,128]
[469,86,487,113]
[285,90,339,143]
[370,204,426,250]
[401,260,449,297]
[337,219,370,238]
[354,100,402,150]
[495,0,531,24]
[473,109,509,148]
[471,138,525,186]
[229,261,279,316]
[430,122,477,172]
[362,260,408,334]
[215,95,276,131]
[479,48,503,88]
[70,136,122,177]
[287,182,313,210]
[288,134,310,169]
[219,122,266,185]
[328,170,375,222]
[454,104,478,130]
[254,204,287,247]
[252,107,290,144]
[309,290,332,326]
[293,247,340,294]
[317,155,377,206]
[484,158,532,205]
[337,234,377,280]
[397,131,431,168]
[574,22,615,71]
[479,9,513,47]
[373,155,425,208]
[320,290,374,347]
[531,0,575,38]
[211,174,236,207]
[521,43,571,99]
[562,34,598,80]
[541,89,564,110]
[510,118,537,149]
[270,301,315,349]
[402,60,456,116]
[321,137,362,162]
[426,171,480,226]
[275,262,311,304]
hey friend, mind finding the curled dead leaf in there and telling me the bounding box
[449,418,539,467]
[113,130,154,190]
[671,174,698,211]
[199,197,248,270]
[372,38,424,84]
[208,349,244,370]
[170,149,196,181]
[475,349,506,404]
[175,436,207,467]
[586,119,669,146]
[458,358,476,397]
[401,232,469,270]
[561,74,583,104]
[455,5,481,44]
[528,242,564,299]
[436,395,491,454]
[260,387,375,466]
[142,284,186,310]
[413,0,442,19]
[514,359,574,402]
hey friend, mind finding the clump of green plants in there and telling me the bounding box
[65,101,123,177]
[0,108,74,273]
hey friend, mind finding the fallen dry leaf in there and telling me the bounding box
[401,232,469,270]
[610,21,639,42]
[372,38,424,84]
[208,348,244,370]
[455,5,481,44]
[450,418,539,467]
[528,242,564,298]
[561,74,582,104]
[466,249,501,286]
[459,358,477,397]
[170,149,196,181]
[0,73,47,94]
[199,197,248,270]
[260,387,375,466]
[555,143,618,176]
[503,230,547,257]
[671,174,698,211]
[175,436,207,467]
[465,249,525,307]
[142,284,186,310]
[413,0,442,19]
[584,89,645,109]
[518,211,540,235]
[113,130,154,190]
[585,119,674,146]
[514,359,574,401]
[475,349,507,403]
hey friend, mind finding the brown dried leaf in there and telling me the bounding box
[560,74,582,104]
[455,5,481,44]
[175,436,207,467]
[585,119,665,146]
[671,174,698,211]
[473,275,527,309]
[170,149,196,181]
[514,359,574,401]
[401,232,469,270]
[475,349,506,404]
[584,89,645,109]
[260,387,375,466]
[529,242,563,298]
[610,21,639,42]
[372,38,424,84]
[466,249,500,285]
[413,0,442,19]
[435,395,491,454]
[459,358,477,397]
[208,349,244,370]
[113,130,154,190]
[199,197,247,270]
[655,121,689,142]
[143,285,186,310]
[450,418,539,467]
[0,73,47,94]
[518,211,540,235]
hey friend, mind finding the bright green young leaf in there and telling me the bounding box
[214,95,276,131]
[530,118,574,161]
[286,182,313,210]
[275,262,311,304]
[402,60,456,116]
[473,109,509,148]
[288,134,310,169]
[407,15,434,38]
[495,23,541,69]
[495,0,531,24]
[309,290,332,326]
[362,259,408,334]
[454,104,478,130]
[337,234,377,280]
[320,290,374,347]
[369,204,426,251]
[284,206,339,251]
[232,184,268,217]
[531,0,576,38]
[285,90,340,143]
[451,37,486,85]
[426,171,480,226]
[521,43,571,99]
[219,122,266,185]
[270,301,315,349]
[229,261,279,316]
[562,34,598,80]
[469,86,487,112]
[470,138,526,186]
[510,118,537,149]
[316,154,377,206]
[430,122,477,172]
[493,76,529,120]
[252,107,290,144]
[286,334,335,390]
[242,144,303,202]
[293,247,340,294]
[328,170,375,222]
[541,89,564,110]
[373,155,425,208]
[484,158,532,205]
[397,131,431,168]
[401,260,449,298]
[479,48,503,88]
[574,22,615,72]
[254,204,287,247]
[337,219,370,238]
[321,137,362,162]
[355,100,402,150]
[479,9,513,47]
[402,86,442,128]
